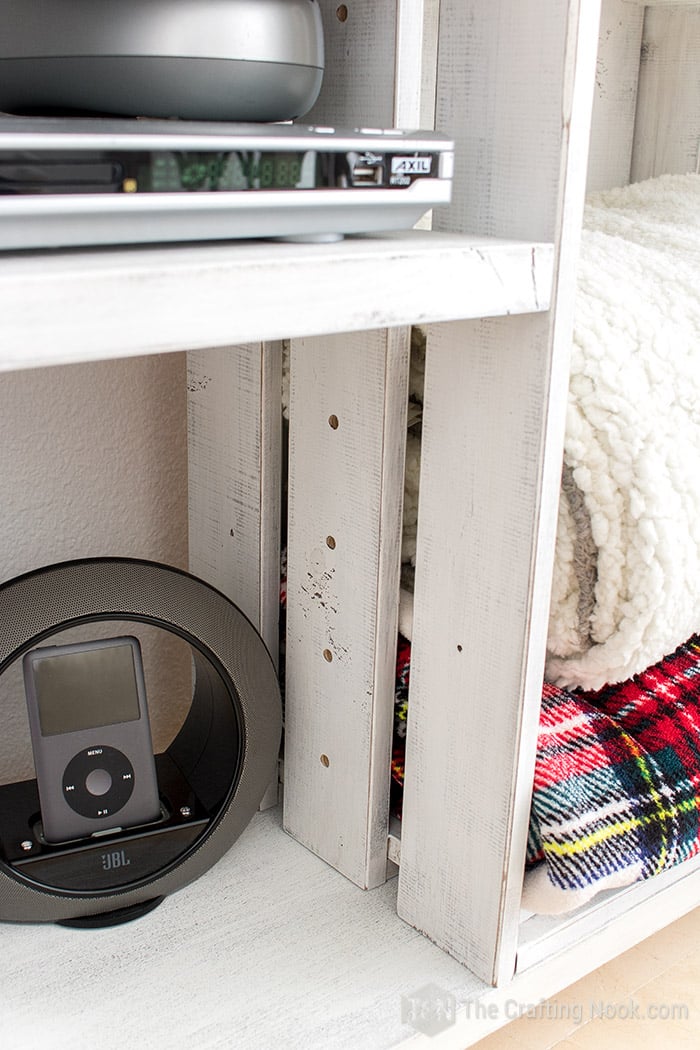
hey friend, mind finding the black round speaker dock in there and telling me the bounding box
[0,558,282,926]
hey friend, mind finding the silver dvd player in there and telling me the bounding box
[0,118,454,249]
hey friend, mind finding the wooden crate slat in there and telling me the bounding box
[187,343,282,655]
[586,0,645,193]
[187,343,282,809]
[282,0,422,886]
[632,5,700,180]
[397,0,602,985]
[432,1,569,242]
[284,329,409,888]
[306,0,402,129]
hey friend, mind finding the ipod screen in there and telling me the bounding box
[31,642,141,736]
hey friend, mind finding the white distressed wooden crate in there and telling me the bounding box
[285,0,600,989]
[2,2,700,1047]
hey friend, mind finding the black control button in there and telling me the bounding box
[62,746,135,819]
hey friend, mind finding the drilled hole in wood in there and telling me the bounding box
[328,414,339,430]
[320,754,330,767]
[336,4,348,22]
[326,536,336,550]
[323,648,333,663]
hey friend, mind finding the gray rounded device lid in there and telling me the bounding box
[0,0,324,121]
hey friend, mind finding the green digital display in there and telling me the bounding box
[148,151,314,192]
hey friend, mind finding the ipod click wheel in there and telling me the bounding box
[0,117,454,249]
[22,636,161,845]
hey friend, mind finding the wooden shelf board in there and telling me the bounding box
[0,231,553,371]
[5,805,699,1050]
[0,806,487,1050]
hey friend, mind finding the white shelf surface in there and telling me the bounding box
[0,231,553,371]
[1,806,487,1050]
[5,803,700,1050]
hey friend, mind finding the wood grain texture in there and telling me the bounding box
[187,344,281,657]
[0,807,486,1050]
[188,344,282,810]
[260,345,285,661]
[394,0,430,128]
[0,234,552,372]
[397,314,556,984]
[305,0,400,128]
[431,1,572,242]
[284,329,409,888]
[397,0,602,985]
[632,5,700,180]
[586,0,644,192]
[283,0,408,891]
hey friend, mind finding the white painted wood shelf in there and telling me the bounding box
[3,805,699,1050]
[0,807,485,1050]
[0,231,552,371]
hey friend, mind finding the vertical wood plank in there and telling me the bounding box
[284,330,409,888]
[631,5,700,181]
[586,0,644,192]
[431,2,566,241]
[306,0,429,131]
[187,344,282,807]
[394,0,430,128]
[187,344,282,655]
[304,0,399,128]
[259,346,284,659]
[417,0,441,130]
[398,0,601,984]
[283,1,421,886]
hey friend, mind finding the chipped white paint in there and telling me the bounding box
[284,328,409,888]
[586,0,645,192]
[282,0,409,891]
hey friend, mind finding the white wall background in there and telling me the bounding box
[0,352,191,782]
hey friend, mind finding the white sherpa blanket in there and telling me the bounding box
[401,173,700,691]
[547,173,700,689]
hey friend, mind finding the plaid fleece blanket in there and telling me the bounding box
[392,634,700,915]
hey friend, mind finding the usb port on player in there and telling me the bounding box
[352,165,383,186]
